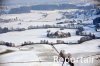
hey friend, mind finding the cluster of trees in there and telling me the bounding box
[13,28,26,31]
[76,27,84,35]
[0,41,15,47]
[21,41,34,46]
[78,33,96,43]
[95,23,100,31]
[98,45,100,48]
[76,28,96,43]
[92,17,100,32]
[95,23,100,28]
[56,40,64,44]
[0,27,9,33]
[0,17,21,23]
[21,40,49,46]
[77,32,96,39]
[76,27,96,39]
[56,18,62,21]
[47,30,71,38]
[93,17,100,24]
[6,17,19,22]
[96,8,100,15]
[66,23,83,29]
[0,18,11,23]
[78,36,92,43]
[56,19,76,24]
[57,19,92,26]
[75,9,95,19]
[40,40,49,44]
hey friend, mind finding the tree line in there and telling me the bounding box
[0,27,26,34]
[0,41,15,47]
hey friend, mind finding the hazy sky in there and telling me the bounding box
[1,0,92,6]
[0,0,97,7]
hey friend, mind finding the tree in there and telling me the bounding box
[93,17,100,25]
[54,31,59,36]
[76,30,79,35]
[47,30,51,37]
[5,42,12,47]
[47,33,50,37]
[89,33,92,38]
[47,30,50,34]
[0,27,2,33]
[2,27,8,33]
[78,27,84,32]
[96,23,100,28]
[68,32,71,37]
[92,34,96,39]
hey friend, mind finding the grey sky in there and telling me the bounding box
[2,0,92,6]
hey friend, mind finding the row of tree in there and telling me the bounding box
[76,31,96,39]
[0,27,26,34]
[0,41,15,47]
[1,35,95,47]
[21,40,77,46]
[28,24,82,29]
[78,35,95,43]
[0,23,83,34]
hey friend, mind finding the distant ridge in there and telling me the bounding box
[0,3,94,14]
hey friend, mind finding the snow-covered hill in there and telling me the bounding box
[0,8,100,66]
[0,39,100,66]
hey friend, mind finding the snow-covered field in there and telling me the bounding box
[0,39,100,66]
[54,39,100,54]
[0,21,56,29]
[0,9,100,66]
[0,28,79,45]
[0,10,63,22]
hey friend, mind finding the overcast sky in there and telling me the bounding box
[1,0,93,6]
[0,0,98,8]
